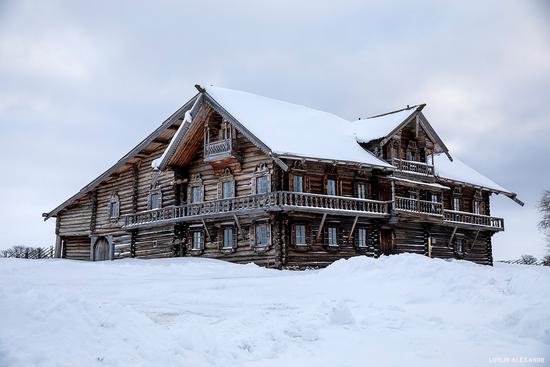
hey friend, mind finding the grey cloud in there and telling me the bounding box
[0,0,549,259]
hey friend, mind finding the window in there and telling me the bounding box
[453,197,461,211]
[256,176,268,194]
[294,224,306,245]
[223,227,234,249]
[255,224,269,247]
[454,236,465,256]
[327,226,338,247]
[326,178,336,196]
[357,228,368,248]
[473,201,481,215]
[191,186,202,203]
[109,194,120,219]
[356,182,367,199]
[192,231,202,250]
[150,189,162,209]
[222,180,234,199]
[293,175,303,193]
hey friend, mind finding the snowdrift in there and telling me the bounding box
[0,254,548,366]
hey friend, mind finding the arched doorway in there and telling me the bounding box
[94,237,110,261]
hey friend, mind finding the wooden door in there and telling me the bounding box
[379,229,394,256]
[94,238,110,261]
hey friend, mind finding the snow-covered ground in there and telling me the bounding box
[0,254,548,367]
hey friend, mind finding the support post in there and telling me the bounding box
[348,216,359,240]
[202,218,211,241]
[54,235,62,258]
[316,213,327,241]
[448,226,458,248]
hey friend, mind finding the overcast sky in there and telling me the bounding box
[1,0,549,259]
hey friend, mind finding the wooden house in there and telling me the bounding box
[43,85,522,267]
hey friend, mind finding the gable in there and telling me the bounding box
[353,106,451,160]
[158,85,394,172]
[43,94,199,220]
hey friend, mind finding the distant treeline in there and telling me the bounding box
[1,245,54,259]
[499,254,550,266]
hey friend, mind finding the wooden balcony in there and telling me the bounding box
[123,191,391,229]
[204,138,237,161]
[392,158,434,176]
[443,210,504,231]
[394,196,443,216]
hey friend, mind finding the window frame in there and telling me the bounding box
[109,193,120,220]
[222,226,235,250]
[256,175,268,194]
[356,181,367,199]
[251,163,271,195]
[191,230,203,251]
[326,226,339,247]
[149,188,163,210]
[453,235,465,257]
[453,196,461,211]
[326,177,337,196]
[293,175,304,193]
[356,227,368,248]
[294,224,307,245]
[254,223,270,248]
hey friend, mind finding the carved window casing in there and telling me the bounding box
[109,193,120,220]
[188,174,204,203]
[217,168,235,199]
[251,163,271,195]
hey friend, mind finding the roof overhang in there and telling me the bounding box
[42,94,200,220]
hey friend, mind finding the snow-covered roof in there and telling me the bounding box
[432,153,512,194]
[204,86,393,169]
[352,108,417,143]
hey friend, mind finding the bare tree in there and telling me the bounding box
[520,254,538,265]
[539,190,550,249]
[542,255,550,267]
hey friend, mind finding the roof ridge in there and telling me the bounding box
[358,104,424,120]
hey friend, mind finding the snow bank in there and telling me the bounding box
[0,254,548,367]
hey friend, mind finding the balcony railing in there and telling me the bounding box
[443,210,504,230]
[392,158,434,176]
[204,138,233,160]
[394,196,443,216]
[123,191,391,229]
